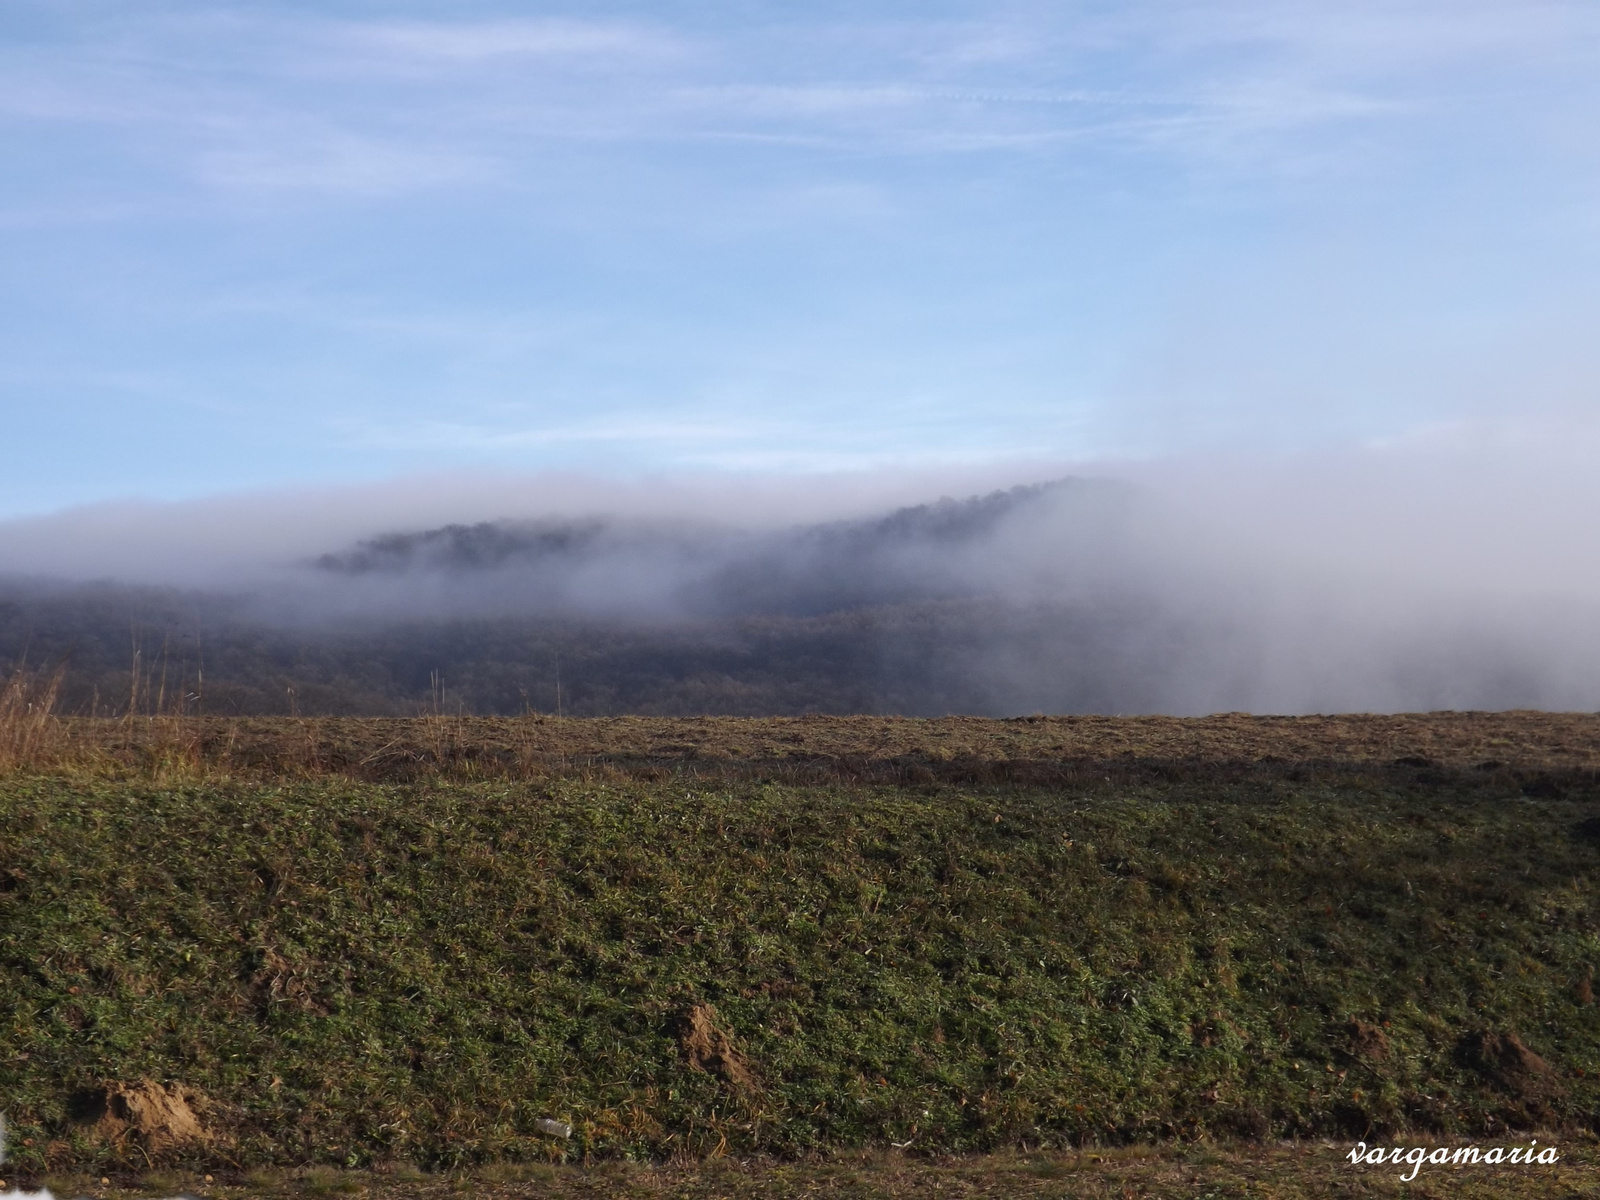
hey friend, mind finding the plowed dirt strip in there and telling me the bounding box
[60,710,1600,775]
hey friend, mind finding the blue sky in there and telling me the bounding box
[4,0,1599,519]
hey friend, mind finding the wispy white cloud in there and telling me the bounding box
[345,18,684,66]
[198,132,492,196]
[354,415,771,452]
[331,390,1096,474]
[14,1,1585,204]
[672,83,927,119]
[1156,0,1600,71]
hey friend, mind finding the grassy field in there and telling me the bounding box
[1,705,1597,1196]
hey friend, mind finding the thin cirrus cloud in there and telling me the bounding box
[343,18,686,66]
[3,4,1580,229]
[197,131,494,196]
[5,5,1527,187]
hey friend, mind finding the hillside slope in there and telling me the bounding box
[2,747,1597,1173]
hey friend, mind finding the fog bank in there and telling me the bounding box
[2,441,1598,716]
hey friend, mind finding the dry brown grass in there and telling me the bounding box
[34,1142,1600,1199]
[0,667,67,770]
[4,664,1598,782]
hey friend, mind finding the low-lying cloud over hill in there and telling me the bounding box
[3,451,1599,716]
[302,478,1144,620]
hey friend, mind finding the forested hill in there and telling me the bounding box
[3,476,1592,717]
[0,481,1172,717]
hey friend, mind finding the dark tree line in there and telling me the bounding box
[0,579,1199,717]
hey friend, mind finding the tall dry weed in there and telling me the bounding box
[1,663,213,778]
[0,667,67,770]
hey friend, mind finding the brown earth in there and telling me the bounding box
[678,1003,758,1093]
[1346,1021,1391,1063]
[1471,1032,1557,1097]
[74,1081,212,1154]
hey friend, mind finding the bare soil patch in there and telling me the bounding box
[679,1003,758,1092]
[72,1081,213,1155]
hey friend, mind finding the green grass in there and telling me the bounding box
[2,764,1598,1174]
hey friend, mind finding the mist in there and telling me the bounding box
[2,434,1598,717]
